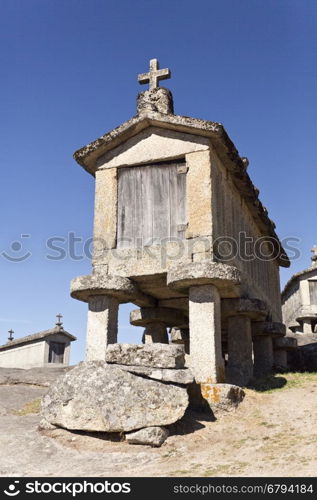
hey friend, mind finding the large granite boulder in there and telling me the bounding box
[105,343,185,368]
[40,361,188,432]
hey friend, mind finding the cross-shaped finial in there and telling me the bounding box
[8,329,14,342]
[56,313,63,326]
[138,59,171,91]
[311,246,317,266]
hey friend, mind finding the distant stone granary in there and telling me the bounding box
[282,247,317,335]
[0,315,76,369]
[70,59,293,395]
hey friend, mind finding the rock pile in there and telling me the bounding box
[40,344,193,447]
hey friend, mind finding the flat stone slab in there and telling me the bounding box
[126,426,169,447]
[106,343,185,369]
[40,362,188,433]
[112,364,194,385]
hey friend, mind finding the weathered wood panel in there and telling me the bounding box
[309,281,317,305]
[117,162,186,248]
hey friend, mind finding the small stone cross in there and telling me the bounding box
[138,59,171,91]
[56,313,63,326]
[8,329,14,342]
[311,246,317,265]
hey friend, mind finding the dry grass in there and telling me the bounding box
[12,398,41,416]
[249,372,317,393]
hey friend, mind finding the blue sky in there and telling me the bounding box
[1,0,316,363]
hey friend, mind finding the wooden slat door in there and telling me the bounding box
[117,162,186,248]
[48,342,65,363]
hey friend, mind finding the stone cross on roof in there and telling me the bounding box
[56,313,63,329]
[138,58,171,91]
[311,246,317,266]
[8,329,14,342]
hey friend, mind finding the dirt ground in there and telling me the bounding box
[0,371,317,477]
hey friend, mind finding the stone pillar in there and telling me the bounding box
[130,307,185,345]
[302,319,313,335]
[189,284,224,384]
[253,335,274,378]
[273,336,297,371]
[142,322,169,344]
[170,327,190,354]
[86,295,119,361]
[226,315,253,387]
[273,349,287,370]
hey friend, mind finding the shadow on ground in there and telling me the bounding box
[167,407,215,437]
[248,375,287,392]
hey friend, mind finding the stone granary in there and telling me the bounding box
[71,59,291,396]
[282,247,317,335]
[0,315,76,369]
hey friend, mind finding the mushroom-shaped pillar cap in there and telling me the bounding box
[167,262,241,297]
[70,274,155,307]
[273,336,298,350]
[296,305,317,321]
[130,307,187,328]
[288,320,301,332]
[252,321,286,338]
[222,298,268,321]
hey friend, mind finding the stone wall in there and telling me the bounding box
[282,281,302,329]
[92,129,212,276]
[211,148,282,321]
[92,147,213,277]
[0,334,71,369]
[0,340,46,369]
